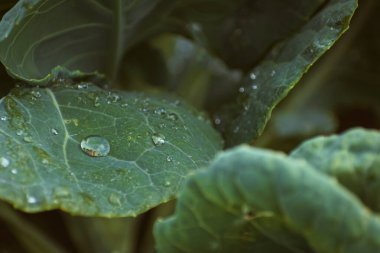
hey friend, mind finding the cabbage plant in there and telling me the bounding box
[1,0,379,252]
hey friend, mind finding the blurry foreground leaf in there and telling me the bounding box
[155,145,380,253]
[291,128,380,212]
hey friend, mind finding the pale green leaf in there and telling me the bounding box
[291,128,380,212]
[155,146,380,253]
[0,84,222,217]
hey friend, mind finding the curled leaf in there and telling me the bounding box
[291,128,380,212]
[155,146,380,253]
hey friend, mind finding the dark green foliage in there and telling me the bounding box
[1,1,379,253]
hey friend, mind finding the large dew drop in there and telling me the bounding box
[151,133,165,146]
[0,157,10,168]
[80,136,110,157]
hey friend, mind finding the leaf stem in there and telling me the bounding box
[0,202,67,253]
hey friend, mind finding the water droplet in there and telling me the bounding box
[108,193,122,206]
[42,159,49,164]
[53,186,70,198]
[77,83,88,89]
[238,87,245,93]
[167,113,179,121]
[166,156,173,162]
[31,91,41,98]
[23,136,33,143]
[250,73,257,80]
[214,117,222,125]
[16,130,24,136]
[51,128,58,135]
[252,85,258,90]
[154,108,166,115]
[11,169,17,174]
[27,195,38,204]
[0,157,10,168]
[94,97,101,107]
[152,133,165,146]
[0,116,7,121]
[111,94,120,103]
[270,70,276,77]
[164,181,171,187]
[80,136,110,157]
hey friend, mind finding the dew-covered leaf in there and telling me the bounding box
[0,0,177,84]
[216,0,357,146]
[0,83,222,217]
[257,0,380,148]
[291,128,380,212]
[154,146,380,253]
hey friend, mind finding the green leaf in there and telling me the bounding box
[0,0,176,84]
[0,83,222,217]
[215,0,357,146]
[257,0,380,147]
[154,146,380,253]
[291,128,380,212]
[181,0,321,71]
[151,34,242,109]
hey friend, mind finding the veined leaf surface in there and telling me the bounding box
[155,146,380,253]
[0,0,175,83]
[291,128,380,212]
[0,84,222,217]
[216,0,357,146]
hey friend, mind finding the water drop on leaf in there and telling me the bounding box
[53,186,70,198]
[51,128,59,135]
[154,108,166,115]
[108,193,122,206]
[0,157,10,168]
[214,117,222,125]
[80,136,110,157]
[167,113,179,121]
[23,136,33,143]
[151,133,165,146]
[77,83,88,89]
[27,195,38,204]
